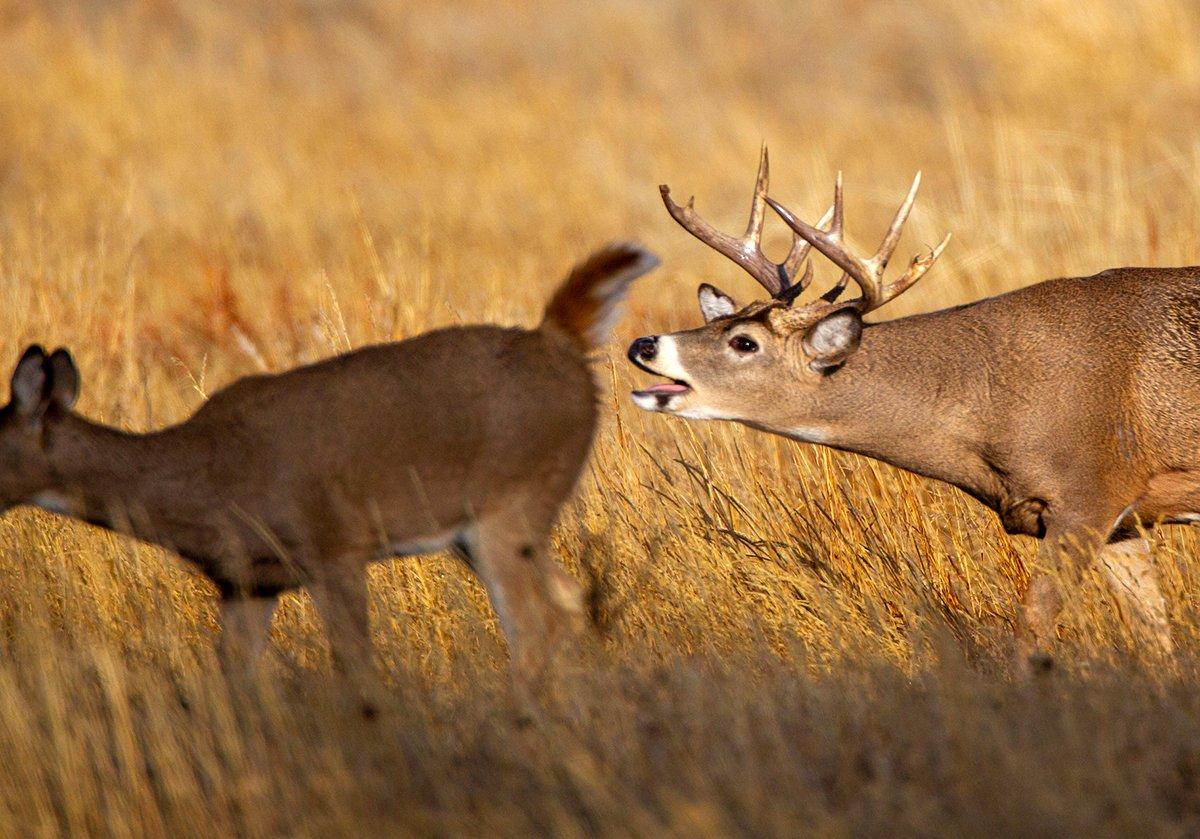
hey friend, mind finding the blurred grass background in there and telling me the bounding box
[2,0,1200,834]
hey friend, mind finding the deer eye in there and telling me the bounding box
[729,335,759,354]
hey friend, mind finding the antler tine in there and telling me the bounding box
[775,260,813,305]
[774,204,837,305]
[745,144,822,296]
[659,146,826,299]
[766,179,883,309]
[786,203,835,295]
[745,144,770,246]
[831,171,845,241]
[874,171,921,271]
[881,232,953,301]
[820,272,851,303]
[766,172,950,315]
[659,186,734,257]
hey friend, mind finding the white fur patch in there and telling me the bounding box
[584,247,661,347]
[28,491,81,517]
[630,336,696,413]
[1109,503,1137,534]
[698,285,736,322]
[783,426,829,444]
[676,406,736,420]
[648,335,690,382]
[548,572,584,613]
[585,278,628,348]
[631,391,667,412]
[629,393,736,420]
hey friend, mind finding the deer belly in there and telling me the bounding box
[177,552,302,598]
[386,531,458,558]
[1129,469,1200,527]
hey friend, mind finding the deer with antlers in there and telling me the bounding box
[1,243,659,696]
[629,148,1198,669]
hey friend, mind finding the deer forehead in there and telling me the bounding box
[683,306,810,343]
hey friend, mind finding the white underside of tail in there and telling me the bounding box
[584,278,630,348]
[584,249,660,347]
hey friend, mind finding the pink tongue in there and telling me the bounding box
[642,382,689,394]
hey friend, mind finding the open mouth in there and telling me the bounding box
[627,340,691,410]
[631,379,691,399]
[630,377,692,412]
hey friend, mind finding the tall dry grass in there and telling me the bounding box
[1,0,1200,834]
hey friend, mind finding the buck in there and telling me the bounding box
[0,242,659,689]
[629,148,1193,669]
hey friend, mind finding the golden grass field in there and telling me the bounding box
[2,0,1200,834]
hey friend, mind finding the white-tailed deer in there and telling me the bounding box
[630,148,1186,669]
[1,243,658,690]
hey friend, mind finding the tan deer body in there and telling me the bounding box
[1,243,659,683]
[631,149,1189,667]
[643,267,1200,533]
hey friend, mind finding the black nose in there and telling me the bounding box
[628,336,658,364]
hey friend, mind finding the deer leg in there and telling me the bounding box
[1098,536,1173,655]
[218,594,279,678]
[460,503,587,695]
[1015,568,1063,672]
[1015,523,1105,674]
[309,560,376,684]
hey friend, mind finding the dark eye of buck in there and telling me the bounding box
[728,335,759,354]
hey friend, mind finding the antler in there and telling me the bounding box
[765,173,951,315]
[660,145,832,301]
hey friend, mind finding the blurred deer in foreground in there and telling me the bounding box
[0,243,658,695]
[630,147,1193,671]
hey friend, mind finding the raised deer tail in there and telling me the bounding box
[540,242,660,353]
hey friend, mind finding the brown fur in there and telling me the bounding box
[631,266,1200,668]
[0,242,658,687]
[542,245,657,351]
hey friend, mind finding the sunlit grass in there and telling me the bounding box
[1,0,1199,834]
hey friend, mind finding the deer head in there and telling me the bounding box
[0,345,80,511]
[629,149,950,430]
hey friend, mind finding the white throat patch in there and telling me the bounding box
[676,405,737,421]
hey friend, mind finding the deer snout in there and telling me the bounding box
[628,336,658,367]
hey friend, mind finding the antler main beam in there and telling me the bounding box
[765,173,951,315]
[660,145,830,300]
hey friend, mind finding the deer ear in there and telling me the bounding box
[698,283,737,323]
[47,349,79,410]
[10,345,48,417]
[803,308,862,372]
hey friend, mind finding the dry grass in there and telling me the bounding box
[1,0,1200,834]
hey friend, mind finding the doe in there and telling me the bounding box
[1,243,658,685]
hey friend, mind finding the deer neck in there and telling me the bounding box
[783,312,998,502]
[41,415,186,535]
